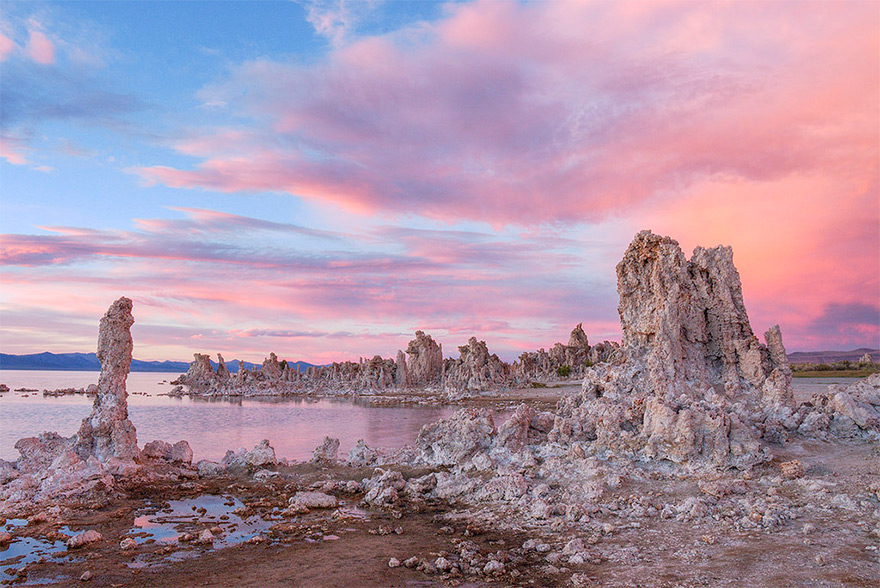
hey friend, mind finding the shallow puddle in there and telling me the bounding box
[125,494,283,567]
[0,519,79,585]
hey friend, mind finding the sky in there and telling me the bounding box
[0,0,878,364]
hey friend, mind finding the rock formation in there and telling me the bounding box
[796,373,880,439]
[549,231,795,469]
[0,297,145,508]
[405,331,443,385]
[442,338,510,393]
[75,297,140,465]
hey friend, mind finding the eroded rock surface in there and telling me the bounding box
[75,297,140,465]
[549,232,794,469]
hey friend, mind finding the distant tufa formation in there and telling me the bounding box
[173,329,619,398]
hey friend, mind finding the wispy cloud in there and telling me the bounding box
[0,208,613,361]
[298,0,383,46]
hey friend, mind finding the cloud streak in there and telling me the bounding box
[1,208,615,362]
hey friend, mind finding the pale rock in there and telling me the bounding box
[223,439,277,470]
[483,560,505,575]
[67,529,103,549]
[347,439,378,468]
[75,297,140,465]
[313,436,340,463]
[197,529,214,544]
[119,537,137,550]
[443,338,509,392]
[170,440,193,464]
[405,331,444,385]
[548,232,791,470]
[196,460,224,477]
[289,491,337,509]
[416,408,496,466]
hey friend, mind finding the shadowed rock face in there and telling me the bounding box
[75,297,139,464]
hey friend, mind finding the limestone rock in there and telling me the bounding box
[416,409,496,466]
[313,436,340,463]
[289,491,337,509]
[223,440,277,470]
[549,231,793,469]
[798,374,880,439]
[347,439,379,467]
[67,529,103,549]
[405,331,444,385]
[171,441,193,464]
[443,338,509,393]
[75,297,140,464]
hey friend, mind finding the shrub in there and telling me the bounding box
[557,365,571,378]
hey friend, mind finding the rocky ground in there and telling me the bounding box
[2,430,878,587]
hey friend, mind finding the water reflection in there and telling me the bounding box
[0,370,456,462]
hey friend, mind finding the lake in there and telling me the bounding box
[0,370,456,462]
[0,370,860,463]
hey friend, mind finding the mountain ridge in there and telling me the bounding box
[0,352,315,373]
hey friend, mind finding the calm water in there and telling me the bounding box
[0,371,861,463]
[0,370,455,462]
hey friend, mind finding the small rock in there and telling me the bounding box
[323,535,339,541]
[484,560,505,575]
[388,557,401,568]
[780,460,806,480]
[67,530,103,549]
[403,556,420,568]
[814,554,825,566]
[288,491,338,509]
[79,571,92,582]
[198,529,214,544]
[568,553,586,565]
[119,537,137,550]
[435,556,453,572]
[0,532,12,545]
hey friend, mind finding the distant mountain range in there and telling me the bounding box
[2,349,875,372]
[786,348,878,364]
[0,352,316,373]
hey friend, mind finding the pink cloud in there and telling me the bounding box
[0,208,613,362]
[26,27,54,64]
[0,135,30,165]
[0,32,16,60]
[132,1,876,230]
